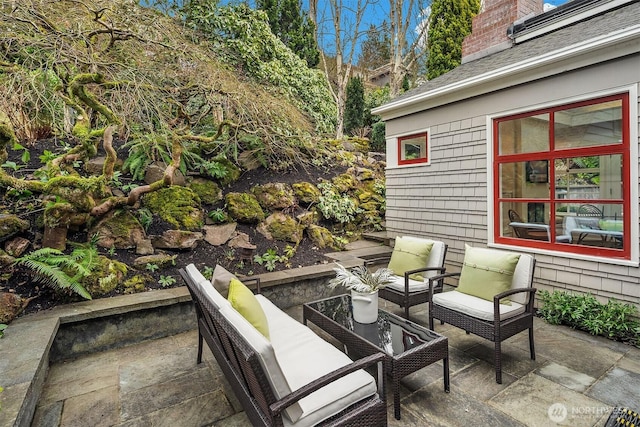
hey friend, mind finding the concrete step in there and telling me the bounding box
[361,231,391,245]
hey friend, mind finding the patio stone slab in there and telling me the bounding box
[533,327,623,379]
[120,365,218,420]
[59,385,120,427]
[586,367,640,409]
[617,349,640,374]
[114,390,234,427]
[30,401,63,427]
[401,383,525,426]
[451,361,518,401]
[490,372,607,426]
[463,340,543,379]
[536,362,596,392]
[118,346,196,393]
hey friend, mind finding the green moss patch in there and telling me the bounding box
[142,186,203,231]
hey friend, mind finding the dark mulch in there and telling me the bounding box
[1,138,349,316]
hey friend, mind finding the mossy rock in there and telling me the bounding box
[213,155,241,187]
[359,201,381,212]
[346,137,370,153]
[133,253,177,269]
[142,186,203,231]
[0,112,18,149]
[332,173,359,193]
[0,292,27,323]
[292,182,321,205]
[306,224,341,250]
[297,210,318,227]
[89,209,145,249]
[259,212,303,243]
[189,178,222,205]
[0,214,30,243]
[81,256,128,297]
[225,192,265,223]
[252,182,296,211]
[357,190,374,203]
[123,274,153,294]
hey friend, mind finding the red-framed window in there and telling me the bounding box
[493,93,630,260]
[398,132,428,165]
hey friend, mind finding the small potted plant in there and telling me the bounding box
[328,263,395,323]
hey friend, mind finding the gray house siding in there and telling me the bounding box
[383,54,640,307]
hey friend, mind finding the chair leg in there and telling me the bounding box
[495,340,502,384]
[197,331,204,364]
[404,304,410,319]
[529,327,536,360]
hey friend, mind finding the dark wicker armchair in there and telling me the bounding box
[367,236,448,320]
[427,249,537,384]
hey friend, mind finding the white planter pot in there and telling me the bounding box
[351,289,379,324]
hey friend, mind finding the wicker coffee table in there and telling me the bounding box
[303,294,450,420]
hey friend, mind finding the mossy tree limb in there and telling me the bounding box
[68,73,121,128]
[102,124,118,180]
[91,133,185,216]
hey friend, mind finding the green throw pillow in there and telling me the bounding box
[599,220,623,232]
[387,237,434,281]
[457,245,520,305]
[227,278,270,339]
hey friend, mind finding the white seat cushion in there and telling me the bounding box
[256,295,378,427]
[432,290,525,321]
[218,304,295,417]
[385,275,428,292]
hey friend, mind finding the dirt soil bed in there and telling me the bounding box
[1,139,354,316]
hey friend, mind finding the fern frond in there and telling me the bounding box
[15,249,92,300]
[16,258,92,300]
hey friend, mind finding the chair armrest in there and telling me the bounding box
[493,287,537,315]
[269,352,386,416]
[403,266,446,277]
[494,287,537,300]
[427,272,461,302]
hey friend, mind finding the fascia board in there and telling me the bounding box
[373,25,640,121]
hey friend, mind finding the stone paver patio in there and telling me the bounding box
[30,302,640,427]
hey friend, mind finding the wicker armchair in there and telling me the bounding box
[367,236,448,319]
[427,248,537,384]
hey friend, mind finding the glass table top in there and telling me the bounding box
[306,294,443,357]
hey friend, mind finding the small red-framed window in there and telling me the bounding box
[398,132,428,165]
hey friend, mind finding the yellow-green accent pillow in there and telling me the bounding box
[599,220,623,232]
[227,278,270,339]
[387,237,434,281]
[457,245,520,305]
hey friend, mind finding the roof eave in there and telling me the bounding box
[372,25,640,121]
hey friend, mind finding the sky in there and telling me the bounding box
[313,0,572,59]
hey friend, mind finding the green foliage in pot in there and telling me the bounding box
[328,263,395,293]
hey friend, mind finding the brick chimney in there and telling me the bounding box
[462,0,543,63]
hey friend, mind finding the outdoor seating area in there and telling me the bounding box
[4,237,640,427]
